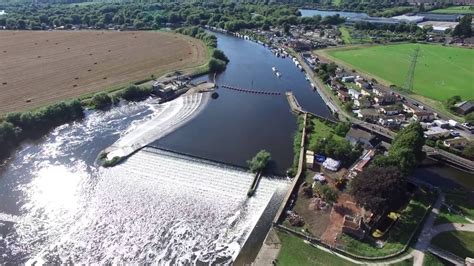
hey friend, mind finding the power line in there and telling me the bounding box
[402,46,420,92]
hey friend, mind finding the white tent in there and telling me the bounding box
[322,158,341,172]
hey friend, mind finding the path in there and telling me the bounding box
[412,192,445,265]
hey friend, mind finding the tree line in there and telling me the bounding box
[0,2,347,31]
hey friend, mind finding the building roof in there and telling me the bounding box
[392,15,424,23]
[455,100,474,111]
[346,127,375,141]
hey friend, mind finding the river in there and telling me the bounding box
[299,8,369,19]
[0,30,471,264]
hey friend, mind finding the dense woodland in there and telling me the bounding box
[0,2,347,31]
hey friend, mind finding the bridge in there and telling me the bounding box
[220,84,281,95]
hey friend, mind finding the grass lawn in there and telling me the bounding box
[307,118,342,150]
[431,231,474,258]
[277,231,355,266]
[340,189,434,257]
[324,44,474,102]
[339,27,353,45]
[423,253,448,266]
[430,6,474,14]
[435,190,474,225]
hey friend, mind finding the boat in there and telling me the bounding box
[272,67,277,72]
[276,72,281,78]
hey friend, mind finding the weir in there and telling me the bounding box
[104,92,209,160]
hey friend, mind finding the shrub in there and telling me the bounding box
[208,58,227,73]
[247,149,271,173]
[91,92,112,110]
[120,85,152,101]
[212,49,229,63]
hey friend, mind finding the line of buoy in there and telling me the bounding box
[220,85,281,95]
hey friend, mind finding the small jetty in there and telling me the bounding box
[220,84,281,96]
[285,91,304,114]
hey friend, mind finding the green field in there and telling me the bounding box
[430,6,474,14]
[325,44,474,102]
[277,231,355,266]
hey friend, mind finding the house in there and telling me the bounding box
[454,101,474,115]
[354,97,371,108]
[379,105,403,116]
[424,126,450,139]
[433,119,450,129]
[338,90,351,102]
[342,215,366,240]
[348,89,361,100]
[346,127,380,149]
[374,94,397,105]
[341,76,356,83]
[360,87,372,97]
[413,111,435,122]
[372,87,385,96]
[358,109,382,122]
[331,80,345,91]
[378,114,405,128]
[443,137,468,148]
[356,80,372,91]
[403,102,419,113]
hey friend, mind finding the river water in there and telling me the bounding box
[299,8,369,19]
[0,30,471,264]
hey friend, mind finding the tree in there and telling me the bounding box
[247,150,271,173]
[208,58,226,73]
[453,15,472,37]
[212,49,229,63]
[91,92,112,110]
[463,141,474,160]
[350,166,407,213]
[318,184,339,205]
[465,112,474,125]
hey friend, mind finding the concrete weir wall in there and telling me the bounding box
[104,92,209,160]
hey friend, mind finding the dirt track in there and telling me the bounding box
[0,30,207,114]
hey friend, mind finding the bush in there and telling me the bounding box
[120,85,152,101]
[208,58,227,73]
[212,49,229,63]
[91,92,112,110]
[0,100,84,161]
[247,149,271,173]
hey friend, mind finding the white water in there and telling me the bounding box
[0,95,289,264]
[24,148,288,264]
[106,93,209,159]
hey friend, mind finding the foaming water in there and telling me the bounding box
[106,93,209,159]
[26,148,289,264]
[0,96,288,264]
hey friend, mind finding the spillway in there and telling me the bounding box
[22,147,289,264]
[106,92,209,159]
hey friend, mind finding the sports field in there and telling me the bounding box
[430,6,474,14]
[0,31,207,114]
[322,44,474,102]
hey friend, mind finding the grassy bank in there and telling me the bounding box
[431,231,474,258]
[277,231,355,266]
[435,189,474,225]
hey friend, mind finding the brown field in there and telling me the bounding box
[0,30,208,114]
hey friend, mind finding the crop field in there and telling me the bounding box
[0,30,207,114]
[322,44,474,102]
[430,6,474,14]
